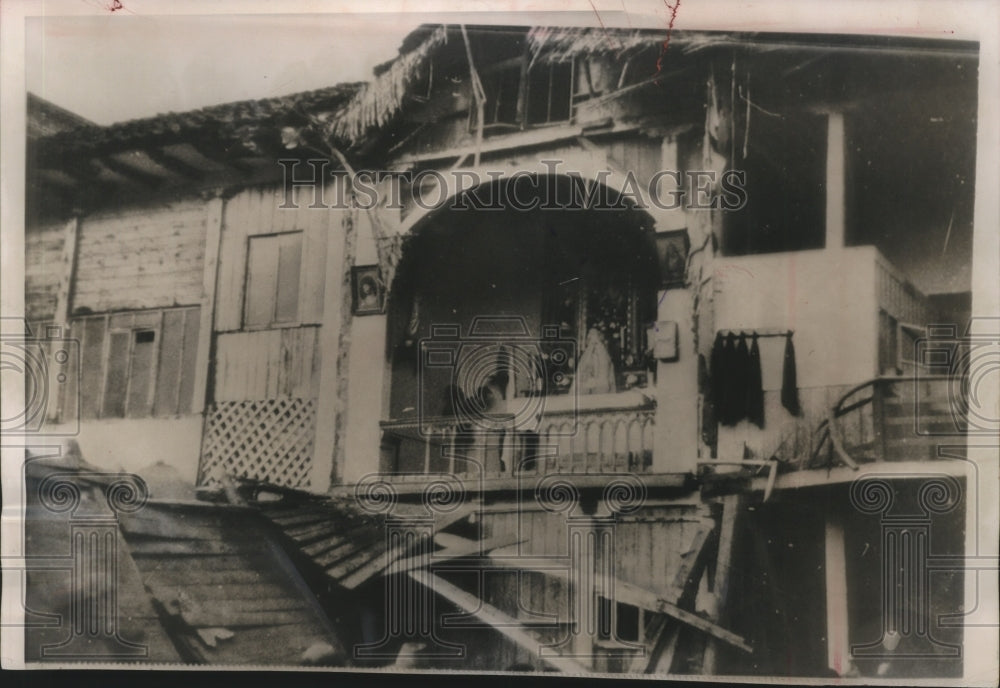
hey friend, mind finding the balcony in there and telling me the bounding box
[379,400,656,481]
[710,245,955,471]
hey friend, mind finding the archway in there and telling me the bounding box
[380,175,662,476]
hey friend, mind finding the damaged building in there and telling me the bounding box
[19,24,986,677]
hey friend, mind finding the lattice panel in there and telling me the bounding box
[199,398,316,488]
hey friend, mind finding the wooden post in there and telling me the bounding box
[47,214,79,422]
[825,111,846,249]
[191,192,224,415]
[825,513,850,676]
[703,495,740,674]
[331,207,359,485]
[312,198,351,491]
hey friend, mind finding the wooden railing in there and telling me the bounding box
[808,375,959,469]
[876,252,930,326]
[379,404,656,479]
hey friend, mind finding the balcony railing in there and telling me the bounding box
[807,375,960,469]
[379,404,656,479]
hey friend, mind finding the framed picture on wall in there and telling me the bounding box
[351,265,384,315]
[655,229,690,289]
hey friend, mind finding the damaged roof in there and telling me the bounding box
[22,454,349,666]
[32,82,362,167]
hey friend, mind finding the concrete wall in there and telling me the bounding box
[712,246,880,459]
[45,415,203,484]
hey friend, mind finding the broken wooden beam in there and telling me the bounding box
[407,568,589,673]
[703,494,742,673]
[481,552,753,654]
[389,534,523,576]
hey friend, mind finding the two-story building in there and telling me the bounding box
[22,25,991,677]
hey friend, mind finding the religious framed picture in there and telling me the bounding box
[655,229,690,288]
[351,265,384,315]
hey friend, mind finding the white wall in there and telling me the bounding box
[712,246,879,459]
[342,210,389,485]
[654,289,699,473]
[44,415,203,483]
[714,246,879,388]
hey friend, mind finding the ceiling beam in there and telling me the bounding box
[98,156,166,189]
[144,147,208,181]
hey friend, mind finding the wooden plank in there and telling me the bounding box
[302,533,352,558]
[268,508,334,527]
[825,515,850,676]
[647,622,681,674]
[194,597,308,614]
[703,495,743,673]
[47,216,78,420]
[391,534,523,576]
[612,578,752,655]
[485,551,752,655]
[282,519,348,543]
[146,582,291,602]
[144,567,282,587]
[300,223,327,324]
[132,553,273,573]
[408,569,590,673]
[118,515,234,541]
[192,193,223,413]
[314,536,376,569]
[52,216,80,318]
[180,608,316,629]
[338,502,477,589]
[127,538,269,556]
[325,542,387,581]
[671,517,714,597]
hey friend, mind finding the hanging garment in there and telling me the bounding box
[747,333,765,428]
[781,333,802,416]
[716,333,742,426]
[732,334,752,425]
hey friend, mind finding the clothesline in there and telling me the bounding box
[716,328,793,338]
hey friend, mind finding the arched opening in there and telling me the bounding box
[381,175,662,476]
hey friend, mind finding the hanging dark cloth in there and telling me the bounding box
[781,332,801,416]
[730,334,752,425]
[717,334,738,425]
[746,333,765,428]
[711,330,767,427]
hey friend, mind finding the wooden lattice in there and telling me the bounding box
[199,398,316,488]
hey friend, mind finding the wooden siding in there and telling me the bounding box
[214,326,321,401]
[25,223,66,321]
[214,185,330,332]
[66,307,201,421]
[479,503,701,619]
[73,200,207,312]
